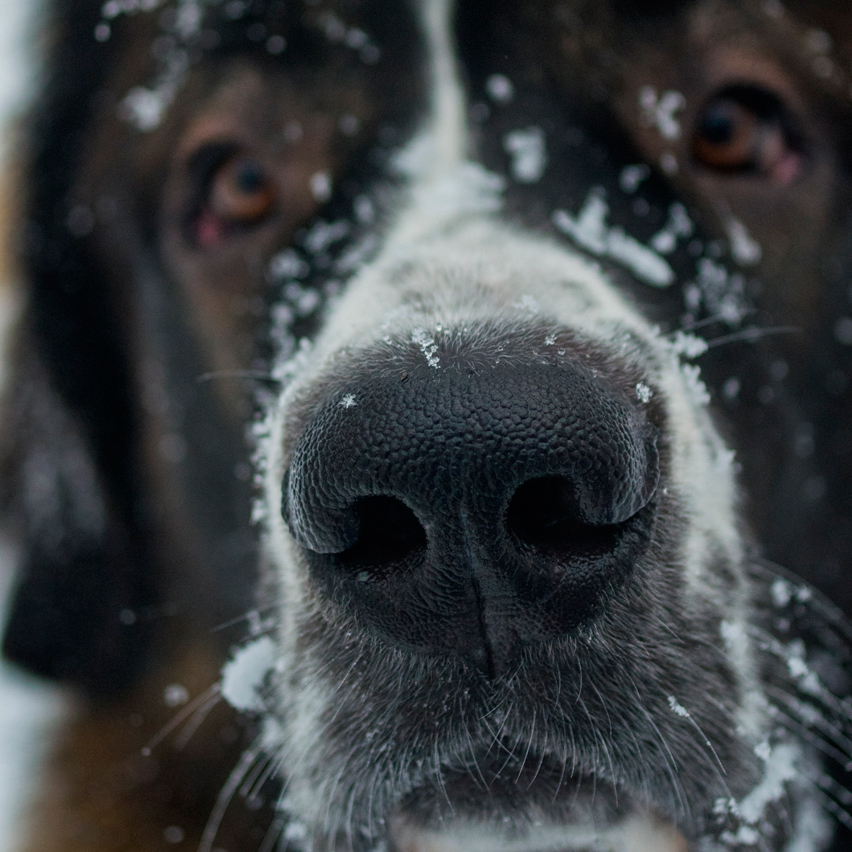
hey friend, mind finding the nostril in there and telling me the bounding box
[503,474,656,622]
[506,477,621,557]
[336,496,427,576]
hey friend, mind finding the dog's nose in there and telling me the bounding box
[283,341,659,675]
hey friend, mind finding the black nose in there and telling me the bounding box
[283,337,659,675]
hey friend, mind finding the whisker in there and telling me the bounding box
[753,629,852,727]
[703,325,800,350]
[345,778,365,852]
[324,654,369,731]
[365,759,381,838]
[241,749,278,799]
[680,707,730,793]
[173,692,223,751]
[551,753,570,804]
[211,605,278,634]
[247,754,286,804]
[527,728,549,791]
[199,736,267,852]
[588,683,620,804]
[491,714,522,774]
[515,709,536,785]
[196,369,281,384]
[574,656,584,703]
[579,696,617,807]
[141,683,221,756]
[627,678,690,825]
[481,698,515,763]
[321,763,350,835]
[765,691,852,766]
[460,709,489,791]
[678,309,757,332]
[432,740,454,815]
[589,682,614,739]
[256,814,286,852]
[806,777,852,831]
[815,771,852,810]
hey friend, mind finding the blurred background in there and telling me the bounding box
[0,1,68,847]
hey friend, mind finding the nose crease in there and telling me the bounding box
[458,501,500,679]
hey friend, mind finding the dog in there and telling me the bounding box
[2,0,852,849]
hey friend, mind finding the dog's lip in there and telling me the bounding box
[387,807,689,852]
[385,760,677,851]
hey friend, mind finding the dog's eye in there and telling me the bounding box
[191,147,277,247]
[691,86,804,184]
[210,156,276,221]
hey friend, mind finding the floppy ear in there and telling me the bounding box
[0,0,157,697]
[1,335,153,697]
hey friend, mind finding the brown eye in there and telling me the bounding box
[691,86,805,185]
[210,156,276,221]
[191,149,277,247]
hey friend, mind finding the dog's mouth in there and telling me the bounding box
[386,763,689,852]
[374,750,690,852]
[387,816,688,852]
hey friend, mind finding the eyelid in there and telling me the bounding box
[187,141,242,187]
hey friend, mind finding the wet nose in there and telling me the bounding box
[282,341,659,675]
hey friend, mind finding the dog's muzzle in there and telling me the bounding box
[282,339,660,675]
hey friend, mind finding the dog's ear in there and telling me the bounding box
[1,336,154,697]
[0,0,156,697]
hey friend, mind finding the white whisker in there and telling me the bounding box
[141,683,221,756]
[199,736,267,852]
[703,325,800,349]
[196,370,281,384]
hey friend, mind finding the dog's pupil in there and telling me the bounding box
[699,103,736,145]
[235,160,264,194]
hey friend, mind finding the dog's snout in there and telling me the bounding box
[283,340,659,673]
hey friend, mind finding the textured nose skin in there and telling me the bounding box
[283,339,659,675]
